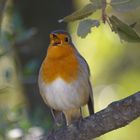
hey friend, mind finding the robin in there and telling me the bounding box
[38,30,94,125]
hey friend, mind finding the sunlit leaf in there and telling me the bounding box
[77,19,100,38]
[110,0,140,12]
[89,0,102,8]
[58,3,101,22]
[109,15,140,42]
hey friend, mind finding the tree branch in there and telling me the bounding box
[43,91,140,140]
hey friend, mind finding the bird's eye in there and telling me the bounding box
[65,37,69,42]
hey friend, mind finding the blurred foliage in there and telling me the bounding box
[110,0,140,12]
[0,0,140,140]
[68,0,140,139]
[0,0,72,139]
[59,2,101,22]
[109,16,140,42]
[61,0,140,42]
[0,0,48,139]
[70,24,140,140]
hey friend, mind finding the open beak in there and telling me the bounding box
[51,33,62,46]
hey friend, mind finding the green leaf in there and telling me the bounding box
[77,19,100,38]
[90,0,102,8]
[109,15,140,42]
[0,48,12,58]
[110,0,140,12]
[58,3,102,22]
[129,22,137,28]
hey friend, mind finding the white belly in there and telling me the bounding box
[38,77,90,111]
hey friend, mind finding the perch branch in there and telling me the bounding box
[44,91,140,140]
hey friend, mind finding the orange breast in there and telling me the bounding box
[41,45,79,84]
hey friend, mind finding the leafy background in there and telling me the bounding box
[0,0,140,140]
[68,0,140,140]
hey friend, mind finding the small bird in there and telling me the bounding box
[38,30,94,125]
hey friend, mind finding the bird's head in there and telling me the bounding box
[47,30,75,59]
[49,30,72,46]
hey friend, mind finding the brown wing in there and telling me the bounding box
[74,47,94,115]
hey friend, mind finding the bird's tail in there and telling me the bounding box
[88,97,94,115]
